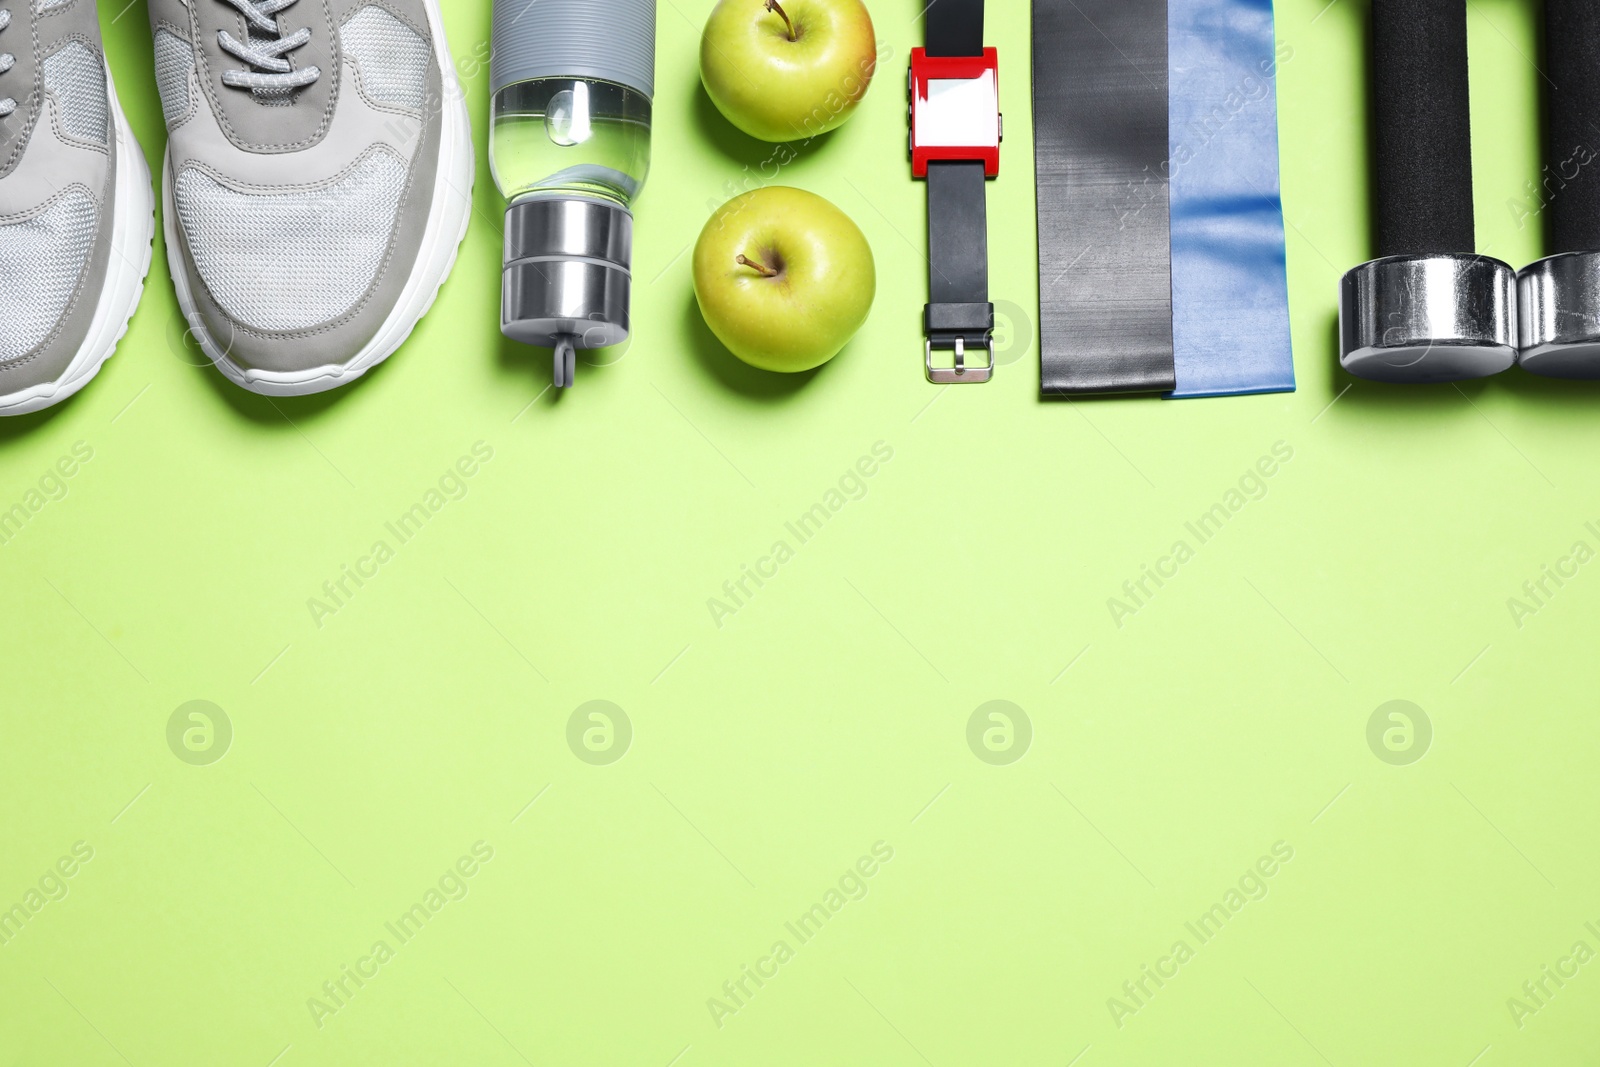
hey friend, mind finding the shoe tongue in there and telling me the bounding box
[198,1,338,151]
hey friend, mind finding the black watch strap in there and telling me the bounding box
[922,0,995,383]
[926,161,993,366]
[927,0,983,57]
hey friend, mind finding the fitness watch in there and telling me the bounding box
[909,0,1001,384]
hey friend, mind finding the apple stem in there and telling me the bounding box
[737,253,781,278]
[764,0,798,42]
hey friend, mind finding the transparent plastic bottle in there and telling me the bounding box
[490,0,656,388]
[490,79,652,207]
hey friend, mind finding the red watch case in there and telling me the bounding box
[909,47,1002,179]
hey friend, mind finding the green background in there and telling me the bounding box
[2,0,1595,1063]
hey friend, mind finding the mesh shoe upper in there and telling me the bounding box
[0,0,115,391]
[41,39,106,144]
[173,148,408,332]
[340,6,430,112]
[151,0,446,375]
[0,189,97,361]
[153,26,195,127]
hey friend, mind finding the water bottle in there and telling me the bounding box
[490,0,656,388]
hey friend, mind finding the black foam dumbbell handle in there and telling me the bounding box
[1371,0,1476,259]
[1544,0,1600,254]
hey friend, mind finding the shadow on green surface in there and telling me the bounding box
[186,339,392,426]
[496,331,643,402]
[1493,369,1600,405]
[1322,309,1600,413]
[680,291,823,399]
[0,401,69,445]
[498,335,559,403]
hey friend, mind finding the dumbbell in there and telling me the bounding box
[1518,0,1600,378]
[1339,0,1517,383]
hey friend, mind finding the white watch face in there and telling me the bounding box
[916,72,1000,148]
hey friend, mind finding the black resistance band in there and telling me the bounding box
[1033,0,1176,395]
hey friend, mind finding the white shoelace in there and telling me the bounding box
[0,9,15,119]
[216,0,320,93]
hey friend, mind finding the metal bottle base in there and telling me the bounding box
[501,196,634,387]
[1339,253,1517,383]
[1518,250,1600,379]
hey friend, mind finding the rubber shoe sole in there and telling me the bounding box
[0,66,155,417]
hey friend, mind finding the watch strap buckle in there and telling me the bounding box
[925,336,996,384]
[925,300,995,383]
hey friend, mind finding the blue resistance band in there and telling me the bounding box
[1166,0,1296,398]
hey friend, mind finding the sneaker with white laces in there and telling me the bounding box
[0,0,155,417]
[148,0,473,396]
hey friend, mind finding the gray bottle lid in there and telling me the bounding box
[491,0,657,100]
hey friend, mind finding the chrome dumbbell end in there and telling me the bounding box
[1339,253,1518,384]
[1518,253,1600,380]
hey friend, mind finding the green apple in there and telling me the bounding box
[700,0,878,143]
[693,186,876,373]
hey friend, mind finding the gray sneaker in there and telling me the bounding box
[0,0,155,416]
[149,0,473,395]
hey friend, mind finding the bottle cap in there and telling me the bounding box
[490,0,656,100]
